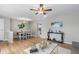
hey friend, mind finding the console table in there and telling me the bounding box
[47,32,64,43]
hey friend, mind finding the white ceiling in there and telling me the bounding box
[0,4,79,20]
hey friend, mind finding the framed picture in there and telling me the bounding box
[50,20,63,32]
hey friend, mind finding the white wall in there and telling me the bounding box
[32,13,79,43]
[4,18,10,41]
[0,17,10,41]
[0,18,4,40]
[10,19,32,31]
[31,16,56,38]
[56,14,79,43]
[31,21,38,35]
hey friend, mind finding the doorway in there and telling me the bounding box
[37,23,42,37]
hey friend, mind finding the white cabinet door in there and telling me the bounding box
[0,19,4,40]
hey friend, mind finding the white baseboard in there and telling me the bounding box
[1,39,8,41]
[3,39,13,43]
[64,42,72,44]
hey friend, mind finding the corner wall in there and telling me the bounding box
[32,13,79,44]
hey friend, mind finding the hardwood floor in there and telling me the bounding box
[0,37,71,54]
[0,37,43,54]
[58,43,72,49]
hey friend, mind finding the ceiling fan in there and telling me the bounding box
[30,4,52,15]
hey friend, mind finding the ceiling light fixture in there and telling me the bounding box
[30,4,52,15]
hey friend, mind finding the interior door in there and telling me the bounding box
[0,19,4,40]
[37,23,42,37]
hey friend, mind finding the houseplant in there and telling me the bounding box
[18,23,25,31]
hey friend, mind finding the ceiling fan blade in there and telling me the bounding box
[43,12,46,15]
[44,9,52,11]
[30,9,37,11]
[35,12,38,15]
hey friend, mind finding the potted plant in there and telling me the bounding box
[18,23,25,31]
